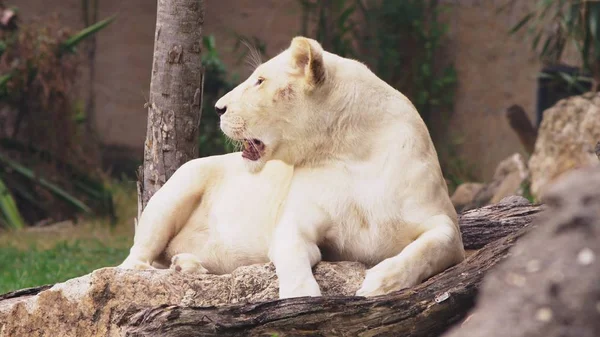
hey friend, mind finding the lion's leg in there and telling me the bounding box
[118,161,209,270]
[356,214,465,297]
[118,215,172,270]
[117,196,181,270]
[269,204,328,299]
[270,234,322,298]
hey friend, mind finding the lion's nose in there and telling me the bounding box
[215,105,227,116]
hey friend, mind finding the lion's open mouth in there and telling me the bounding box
[242,139,265,161]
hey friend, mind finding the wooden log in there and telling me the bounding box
[459,196,542,249]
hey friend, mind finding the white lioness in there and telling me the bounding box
[118,37,465,298]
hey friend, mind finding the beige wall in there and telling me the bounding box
[442,0,540,179]
[16,0,545,181]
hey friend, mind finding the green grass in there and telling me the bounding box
[0,238,130,294]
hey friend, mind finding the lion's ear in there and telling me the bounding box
[289,37,326,88]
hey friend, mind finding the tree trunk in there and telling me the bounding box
[138,0,205,211]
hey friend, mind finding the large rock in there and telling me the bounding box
[0,262,365,337]
[450,182,485,211]
[443,164,600,337]
[456,153,529,212]
[529,93,600,199]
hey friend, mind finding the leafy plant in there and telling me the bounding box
[197,34,269,157]
[438,134,478,194]
[61,14,116,54]
[197,35,238,157]
[0,2,115,229]
[0,176,25,229]
[507,0,600,90]
[298,0,468,183]
[298,0,457,127]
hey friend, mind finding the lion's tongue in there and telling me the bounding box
[242,140,260,161]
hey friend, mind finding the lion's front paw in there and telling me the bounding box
[170,253,208,274]
[355,265,416,297]
[279,276,322,299]
[117,257,155,271]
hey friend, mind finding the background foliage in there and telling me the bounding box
[507,0,600,91]
[298,0,457,128]
[298,0,470,188]
[0,0,467,230]
[0,2,115,229]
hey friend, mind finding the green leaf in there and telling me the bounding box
[589,2,600,60]
[540,36,554,58]
[205,35,216,51]
[0,176,26,229]
[0,153,92,214]
[509,12,534,34]
[531,32,542,50]
[338,5,356,28]
[557,71,587,93]
[537,71,555,79]
[61,14,117,53]
[0,73,12,88]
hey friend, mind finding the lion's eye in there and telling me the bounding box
[255,77,265,86]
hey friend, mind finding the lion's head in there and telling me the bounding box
[215,36,329,171]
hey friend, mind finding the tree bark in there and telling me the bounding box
[139,0,205,210]
[118,198,543,337]
[458,195,542,249]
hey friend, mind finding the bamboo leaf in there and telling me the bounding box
[557,71,587,93]
[532,32,543,50]
[0,153,92,213]
[589,2,600,60]
[0,73,12,88]
[61,14,117,53]
[338,5,356,28]
[0,138,108,192]
[0,176,26,229]
[496,0,519,14]
[3,176,47,211]
[509,12,534,34]
[540,38,552,56]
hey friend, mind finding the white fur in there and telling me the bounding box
[118,37,465,298]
